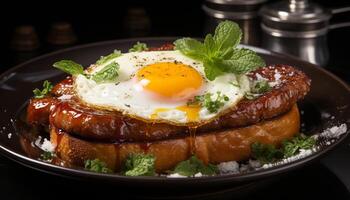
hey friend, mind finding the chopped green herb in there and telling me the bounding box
[53,60,84,76]
[129,42,148,52]
[244,80,272,100]
[40,151,54,161]
[33,80,53,98]
[251,142,284,163]
[189,92,229,113]
[251,80,271,94]
[173,155,218,176]
[251,134,316,163]
[282,135,316,158]
[174,20,265,80]
[96,50,122,65]
[91,62,119,83]
[244,92,257,100]
[84,159,112,173]
[123,153,155,176]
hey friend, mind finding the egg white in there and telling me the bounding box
[74,50,248,124]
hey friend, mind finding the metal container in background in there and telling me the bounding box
[202,0,267,46]
[260,0,350,67]
[47,22,77,51]
[10,25,41,65]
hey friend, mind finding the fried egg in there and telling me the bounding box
[74,50,249,124]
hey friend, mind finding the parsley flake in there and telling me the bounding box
[84,159,112,173]
[189,92,229,113]
[172,155,218,176]
[33,80,53,98]
[123,153,156,176]
[129,42,148,52]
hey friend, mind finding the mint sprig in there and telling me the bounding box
[53,50,121,83]
[53,60,84,76]
[174,20,265,80]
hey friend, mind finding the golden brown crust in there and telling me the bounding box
[51,104,300,172]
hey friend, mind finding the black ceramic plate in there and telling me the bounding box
[0,38,349,188]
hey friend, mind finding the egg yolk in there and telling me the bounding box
[151,105,201,122]
[136,62,203,100]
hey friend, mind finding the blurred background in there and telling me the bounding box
[0,0,349,82]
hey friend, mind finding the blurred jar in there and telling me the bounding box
[202,0,267,46]
[47,22,77,51]
[10,25,41,65]
[123,7,151,37]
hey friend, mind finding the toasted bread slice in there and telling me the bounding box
[51,104,300,172]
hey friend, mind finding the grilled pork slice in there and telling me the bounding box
[27,65,310,143]
[51,105,299,172]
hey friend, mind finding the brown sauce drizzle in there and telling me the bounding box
[56,128,64,148]
[188,126,197,155]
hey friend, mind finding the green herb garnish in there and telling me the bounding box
[244,80,272,100]
[84,159,112,173]
[244,92,256,100]
[53,60,84,76]
[252,80,271,94]
[189,92,229,113]
[174,20,265,80]
[251,142,284,163]
[251,134,315,163]
[91,62,119,83]
[173,155,218,176]
[96,50,122,65]
[123,153,156,176]
[129,42,148,52]
[33,80,53,99]
[40,151,54,161]
[282,135,316,158]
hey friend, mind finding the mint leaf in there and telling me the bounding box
[129,42,148,52]
[173,156,218,176]
[91,62,119,83]
[53,60,84,75]
[213,20,241,52]
[174,38,206,60]
[203,59,224,81]
[174,20,265,80]
[123,153,155,176]
[215,48,265,75]
[33,80,53,98]
[84,159,112,173]
[96,50,122,65]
